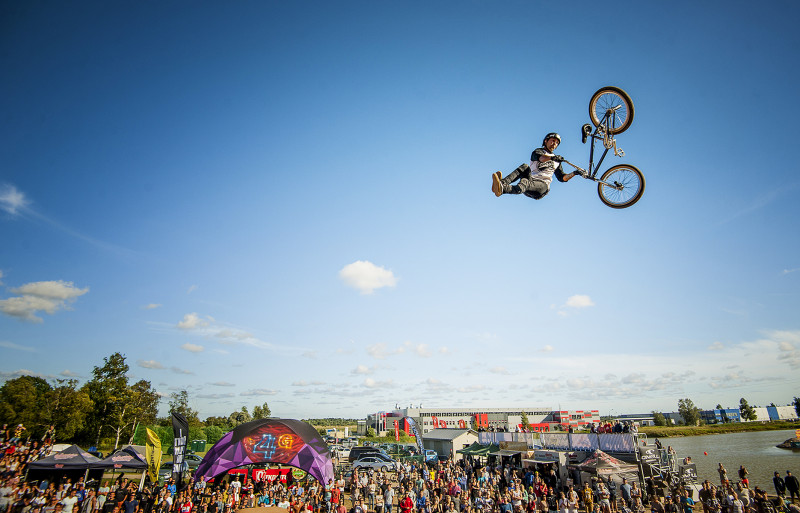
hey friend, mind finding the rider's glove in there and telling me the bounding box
[574,169,588,178]
[551,155,564,162]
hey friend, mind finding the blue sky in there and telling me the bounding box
[2,0,799,420]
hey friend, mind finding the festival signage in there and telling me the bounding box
[394,420,400,442]
[639,447,659,465]
[678,464,698,482]
[171,412,189,488]
[146,428,162,482]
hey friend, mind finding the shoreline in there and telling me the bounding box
[639,420,799,438]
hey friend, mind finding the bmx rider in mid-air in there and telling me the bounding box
[492,132,585,200]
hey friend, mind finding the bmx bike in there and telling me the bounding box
[564,86,645,209]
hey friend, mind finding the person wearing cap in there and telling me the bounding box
[492,133,584,201]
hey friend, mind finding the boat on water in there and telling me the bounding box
[775,437,800,450]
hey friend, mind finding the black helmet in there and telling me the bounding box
[543,132,561,146]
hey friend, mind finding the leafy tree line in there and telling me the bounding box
[0,352,271,451]
[651,396,787,426]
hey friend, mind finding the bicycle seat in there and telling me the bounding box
[581,124,592,144]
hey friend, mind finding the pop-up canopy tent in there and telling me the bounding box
[27,445,104,470]
[194,419,334,485]
[98,446,148,469]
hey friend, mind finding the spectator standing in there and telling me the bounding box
[786,471,800,503]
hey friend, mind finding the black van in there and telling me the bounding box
[348,446,389,463]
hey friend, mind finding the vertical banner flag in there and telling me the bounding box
[404,417,425,457]
[394,420,400,442]
[171,412,189,489]
[145,428,162,482]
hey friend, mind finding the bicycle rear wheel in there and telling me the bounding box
[589,86,634,134]
[597,164,644,209]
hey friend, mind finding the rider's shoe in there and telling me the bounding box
[492,172,503,197]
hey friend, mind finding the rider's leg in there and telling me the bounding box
[496,164,530,195]
[517,178,549,199]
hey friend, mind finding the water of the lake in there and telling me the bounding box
[647,429,798,490]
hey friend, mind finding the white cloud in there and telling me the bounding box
[367,342,433,359]
[197,393,236,399]
[171,366,193,375]
[565,295,595,308]
[0,369,52,379]
[408,342,431,357]
[541,345,554,353]
[364,378,394,389]
[0,341,36,352]
[339,260,398,294]
[0,280,89,323]
[0,184,29,215]
[187,285,198,294]
[138,360,165,369]
[708,341,725,351]
[60,370,80,377]
[143,303,162,310]
[210,381,236,387]
[366,343,391,359]
[489,366,510,375]
[177,313,209,330]
[352,365,374,375]
[181,343,205,353]
[241,389,279,396]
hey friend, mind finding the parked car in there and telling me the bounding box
[352,456,399,472]
[158,461,189,483]
[184,453,203,468]
[348,446,389,463]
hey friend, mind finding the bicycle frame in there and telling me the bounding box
[565,109,626,188]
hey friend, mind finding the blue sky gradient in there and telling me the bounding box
[2,0,799,419]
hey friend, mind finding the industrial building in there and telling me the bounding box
[365,406,601,434]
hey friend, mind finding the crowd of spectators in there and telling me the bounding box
[2,427,798,513]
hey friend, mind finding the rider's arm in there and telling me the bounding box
[555,167,578,182]
[532,148,551,162]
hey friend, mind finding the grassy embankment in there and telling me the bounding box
[640,420,800,438]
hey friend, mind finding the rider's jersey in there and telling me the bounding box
[530,148,567,186]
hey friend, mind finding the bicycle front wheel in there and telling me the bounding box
[589,86,634,134]
[597,164,645,209]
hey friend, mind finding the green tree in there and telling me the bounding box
[366,427,376,437]
[0,376,50,435]
[251,402,271,419]
[227,406,251,427]
[204,416,230,428]
[678,398,700,426]
[168,390,200,426]
[739,398,757,421]
[652,411,667,426]
[41,379,93,440]
[205,425,225,444]
[520,411,530,429]
[82,352,131,446]
[793,397,800,418]
[715,404,723,410]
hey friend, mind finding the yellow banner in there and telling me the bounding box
[146,428,162,483]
